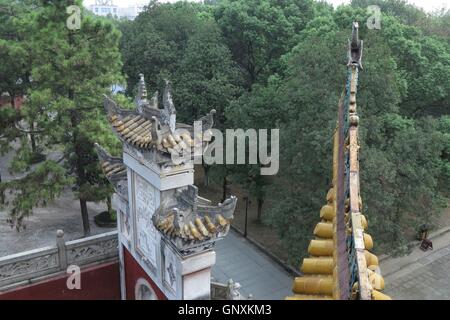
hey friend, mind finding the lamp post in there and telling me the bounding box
[0,172,3,205]
[243,196,250,238]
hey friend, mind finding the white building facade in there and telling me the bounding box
[87,0,144,20]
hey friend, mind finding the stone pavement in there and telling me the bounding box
[381,228,450,300]
[0,144,114,257]
[0,189,115,257]
[212,230,293,300]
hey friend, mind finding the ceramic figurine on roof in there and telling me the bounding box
[162,79,176,132]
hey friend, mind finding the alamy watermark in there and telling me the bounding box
[367,5,381,30]
[66,265,81,290]
[170,123,279,176]
[66,5,81,30]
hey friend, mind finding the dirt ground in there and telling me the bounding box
[0,142,114,257]
[195,167,290,263]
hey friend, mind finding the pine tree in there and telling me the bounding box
[2,0,123,235]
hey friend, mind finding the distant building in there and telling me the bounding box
[87,0,144,20]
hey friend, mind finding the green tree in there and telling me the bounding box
[225,78,282,220]
[377,14,450,117]
[173,18,241,124]
[171,16,242,186]
[0,0,35,106]
[214,0,315,88]
[119,1,210,94]
[1,0,122,235]
[360,115,447,254]
[216,0,319,220]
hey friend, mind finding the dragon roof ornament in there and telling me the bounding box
[348,22,363,69]
[103,74,215,164]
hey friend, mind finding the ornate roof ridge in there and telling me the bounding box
[103,74,215,160]
[286,23,390,301]
[94,143,128,200]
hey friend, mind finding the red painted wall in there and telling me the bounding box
[0,261,120,300]
[123,247,167,300]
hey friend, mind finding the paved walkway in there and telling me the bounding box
[0,189,114,257]
[212,230,293,300]
[381,228,450,300]
[0,144,114,257]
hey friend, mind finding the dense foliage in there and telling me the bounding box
[119,0,449,262]
[0,0,122,234]
[1,0,448,261]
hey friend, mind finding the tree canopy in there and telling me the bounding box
[1,0,123,234]
[1,0,448,261]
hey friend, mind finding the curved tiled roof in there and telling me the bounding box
[286,23,391,301]
[104,75,215,162]
[153,185,237,254]
[95,143,128,201]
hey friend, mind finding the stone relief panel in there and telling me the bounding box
[163,245,178,294]
[67,238,119,265]
[120,208,132,244]
[134,173,158,269]
[0,252,58,283]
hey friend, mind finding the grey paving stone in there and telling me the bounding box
[385,244,450,300]
[213,231,293,300]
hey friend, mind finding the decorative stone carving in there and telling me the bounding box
[227,279,242,300]
[210,279,252,300]
[135,278,158,300]
[0,253,58,281]
[0,231,119,290]
[67,237,118,265]
[134,173,158,269]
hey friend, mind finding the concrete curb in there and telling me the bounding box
[230,225,301,277]
[231,224,450,279]
[379,226,450,262]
